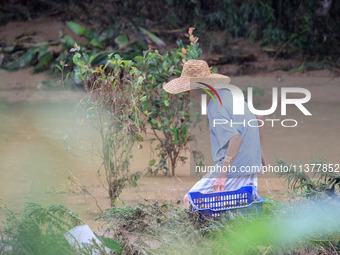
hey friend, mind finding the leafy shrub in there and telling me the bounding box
[135,29,202,176]
[277,158,340,197]
[72,50,146,204]
[0,202,120,255]
[0,202,81,255]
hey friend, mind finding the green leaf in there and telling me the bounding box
[3,48,37,70]
[66,21,86,36]
[73,52,84,66]
[88,38,104,49]
[164,100,169,106]
[60,35,77,50]
[83,28,95,40]
[114,35,130,50]
[99,27,115,42]
[136,134,144,142]
[55,64,62,71]
[139,27,165,47]
[182,125,188,134]
[94,233,122,252]
[149,159,156,166]
[170,127,179,140]
[90,52,110,66]
[31,52,54,73]
[37,44,49,59]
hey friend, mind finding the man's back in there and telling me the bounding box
[207,89,262,177]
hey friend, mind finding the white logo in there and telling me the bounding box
[201,85,312,116]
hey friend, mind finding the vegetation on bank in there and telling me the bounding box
[68,29,203,203]
[0,202,119,254]
[1,186,339,254]
[0,0,339,75]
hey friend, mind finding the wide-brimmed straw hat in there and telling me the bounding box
[163,59,231,94]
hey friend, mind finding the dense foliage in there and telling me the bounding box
[1,0,339,64]
[0,202,117,254]
[70,49,146,204]
[1,0,339,75]
[135,33,202,176]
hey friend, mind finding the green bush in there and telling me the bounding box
[135,31,202,176]
[277,158,340,197]
[0,202,120,255]
[71,29,202,189]
[71,50,146,204]
[0,202,81,255]
[2,0,338,74]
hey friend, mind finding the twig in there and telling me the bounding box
[306,236,338,242]
[174,175,183,183]
[149,27,187,34]
[265,179,274,197]
[68,170,103,213]
[271,35,296,62]
[329,241,338,254]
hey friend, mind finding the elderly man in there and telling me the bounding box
[163,60,266,208]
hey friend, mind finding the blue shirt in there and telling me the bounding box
[207,90,262,177]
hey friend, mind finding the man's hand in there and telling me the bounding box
[213,177,226,192]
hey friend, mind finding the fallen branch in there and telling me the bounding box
[206,54,256,66]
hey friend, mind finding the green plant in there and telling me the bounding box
[135,28,202,176]
[0,202,80,255]
[71,49,146,204]
[0,20,161,76]
[0,202,121,255]
[277,158,340,197]
[71,28,204,180]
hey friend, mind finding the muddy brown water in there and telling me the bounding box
[0,70,339,229]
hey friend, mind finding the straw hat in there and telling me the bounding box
[163,59,231,94]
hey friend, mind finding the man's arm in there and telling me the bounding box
[213,134,243,192]
[213,115,267,192]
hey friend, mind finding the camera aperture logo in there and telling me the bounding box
[199,83,312,128]
[197,82,223,106]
